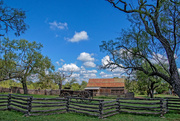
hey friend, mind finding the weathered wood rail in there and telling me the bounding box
[8,94,32,115]
[30,97,67,116]
[117,98,166,117]
[68,97,103,118]
[101,100,119,118]
[165,97,180,112]
[0,94,179,118]
[0,94,8,111]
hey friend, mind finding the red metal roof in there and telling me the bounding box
[87,78,125,87]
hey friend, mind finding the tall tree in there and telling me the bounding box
[0,0,28,82]
[101,0,180,97]
[1,38,54,94]
[136,71,162,98]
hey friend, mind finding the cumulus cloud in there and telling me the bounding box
[77,52,94,62]
[49,21,68,30]
[87,70,97,74]
[151,53,169,64]
[178,68,180,73]
[101,55,125,73]
[58,63,80,72]
[83,73,97,79]
[77,52,96,68]
[67,31,88,42]
[99,71,113,78]
[101,55,111,66]
[71,73,80,78]
[83,61,96,68]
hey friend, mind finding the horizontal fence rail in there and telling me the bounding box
[117,98,166,117]
[0,94,179,118]
[68,97,103,118]
[0,94,8,111]
[30,97,67,116]
[101,100,119,118]
[165,97,180,112]
[8,94,32,115]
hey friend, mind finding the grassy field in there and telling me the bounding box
[0,93,180,121]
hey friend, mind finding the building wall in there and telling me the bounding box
[86,87,125,96]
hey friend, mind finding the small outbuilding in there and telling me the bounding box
[85,78,125,96]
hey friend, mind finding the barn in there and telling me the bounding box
[85,78,125,96]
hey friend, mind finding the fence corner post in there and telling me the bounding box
[7,94,11,110]
[160,98,166,118]
[66,97,69,112]
[116,98,120,113]
[99,100,104,119]
[26,96,33,116]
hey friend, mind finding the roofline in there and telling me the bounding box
[88,78,125,80]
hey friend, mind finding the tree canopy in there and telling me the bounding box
[0,0,28,36]
[101,0,180,97]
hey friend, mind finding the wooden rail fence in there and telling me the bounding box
[0,94,8,111]
[0,94,179,119]
[165,97,180,112]
[117,98,167,117]
[30,97,67,116]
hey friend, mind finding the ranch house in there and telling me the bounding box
[85,78,125,96]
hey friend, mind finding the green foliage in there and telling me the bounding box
[80,81,87,90]
[71,83,81,91]
[0,38,54,94]
[103,0,180,97]
[0,80,21,88]
[0,0,28,36]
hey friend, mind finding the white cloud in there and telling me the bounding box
[71,73,80,78]
[113,73,121,77]
[77,52,95,62]
[99,71,113,78]
[60,59,65,62]
[101,55,111,66]
[83,61,96,68]
[58,63,80,72]
[150,53,169,64]
[67,31,88,42]
[178,68,180,73]
[87,70,97,74]
[56,61,60,66]
[101,55,125,73]
[49,21,68,30]
[83,73,97,79]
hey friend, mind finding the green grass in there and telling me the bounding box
[0,110,180,121]
[0,93,180,121]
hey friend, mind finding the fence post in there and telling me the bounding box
[160,98,166,117]
[163,99,167,114]
[99,100,104,119]
[7,94,11,110]
[66,97,69,112]
[116,98,120,113]
[166,98,169,113]
[26,96,33,116]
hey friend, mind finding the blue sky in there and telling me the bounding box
[4,0,130,83]
[5,0,179,83]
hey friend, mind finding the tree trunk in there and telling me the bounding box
[171,76,180,98]
[149,89,154,98]
[22,78,28,94]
